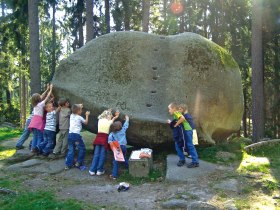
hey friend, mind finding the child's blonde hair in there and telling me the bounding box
[71,104,82,114]
[178,104,188,113]
[98,110,112,120]
[168,102,178,110]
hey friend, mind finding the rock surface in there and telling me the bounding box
[165,154,225,182]
[213,179,239,193]
[161,199,189,209]
[188,201,219,210]
[52,31,244,147]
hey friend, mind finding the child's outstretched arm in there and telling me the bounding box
[121,115,129,132]
[41,84,53,104]
[55,105,61,113]
[174,115,186,127]
[84,111,90,125]
[40,84,50,100]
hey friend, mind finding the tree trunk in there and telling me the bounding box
[105,0,110,33]
[28,0,41,94]
[114,0,122,31]
[179,15,185,33]
[122,0,130,31]
[51,1,56,80]
[243,88,248,137]
[1,0,5,16]
[142,0,150,32]
[273,36,280,138]
[86,0,94,42]
[251,0,264,142]
[77,0,84,48]
[6,88,11,106]
[162,0,167,35]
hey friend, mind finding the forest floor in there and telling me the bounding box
[0,128,279,210]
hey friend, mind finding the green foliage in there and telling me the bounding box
[197,137,250,164]
[0,127,22,141]
[0,191,87,210]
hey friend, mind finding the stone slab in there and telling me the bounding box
[166,154,219,182]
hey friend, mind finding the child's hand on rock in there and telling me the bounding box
[85,111,90,116]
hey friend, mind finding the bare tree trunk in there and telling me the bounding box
[28,0,41,94]
[1,0,5,16]
[77,0,84,48]
[273,36,280,138]
[51,1,56,80]
[86,0,94,42]
[122,0,130,31]
[6,88,11,106]
[142,0,150,32]
[243,89,248,137]
[251,0,264,142]
[105,0,110,33]
[179,15,185,33]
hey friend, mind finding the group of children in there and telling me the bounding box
[15,85,199,180]
[15,84,130,179]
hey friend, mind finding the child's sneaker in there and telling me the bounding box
[75,162,81,168]
[48,153,58,159]
[187,162,199,168]
[64,166,71,170]
[109,174,117,180]
[16,145,25,150]
[89,170,96,176]
[177,160,185,167]
[31,147,40,154]
[96,170,105,176]
[78,165,87,171]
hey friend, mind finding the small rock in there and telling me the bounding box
[161,199,188,209]
[6,159,44,170]
[188,201,219,210]
[224,200,238,210]
[213,179,238,193]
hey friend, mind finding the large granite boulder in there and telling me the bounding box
[52,31,243,147]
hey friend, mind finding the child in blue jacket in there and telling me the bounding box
[108,115,129,179]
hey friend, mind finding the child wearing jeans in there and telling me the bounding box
[65,104,90,170]
[168,102,199,168]
[108,115,129,180]
[29,84,53,152]
[34,101,60,156]
[15,111,34,150]
[52,98,71,157]
[89,109,119,176]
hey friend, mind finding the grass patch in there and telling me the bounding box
[197,137,250,164]
[234,199,251,210]
[0,191,92,210]
[0,127,22,141]
[0,148,16,160]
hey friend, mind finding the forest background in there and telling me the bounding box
[0,0,279,142]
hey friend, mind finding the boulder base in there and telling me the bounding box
[52,31,244,147]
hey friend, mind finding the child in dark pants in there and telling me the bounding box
[108,115,129,179]
[168,103,199,168]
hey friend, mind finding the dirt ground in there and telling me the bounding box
[1,137,279,210]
